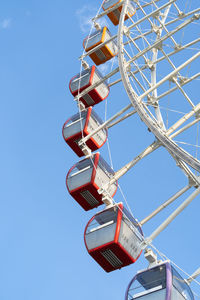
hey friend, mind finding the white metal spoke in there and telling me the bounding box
[170,118,200,140]
[152,2,178,48]
[139,51,200,102]
[130,71,146,92]
[118,0,200,173]
[108,141,160,186]
[166,103,200,136]
[143,186,200,246]
[174,140,200,149]
[187,268,200,284]
[125,52,151,89]
[160,48,195,107]
[156,38,200,65]
[127,15,199,66]
[157,72,200,101]
[74,67,119,102]
[140,184,191,225]
[172,77,195,108]
[107,109,136,128]
[166,7,200,26]
[108,78,122,87]
[124,36,151,90]
[79,103,133,145]
[126,8,200,47]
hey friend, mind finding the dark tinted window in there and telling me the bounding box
[95,206,118,225]
[70,68,91,91]
[70,111,87,123]
[98,155,114,176]
[137,264,166,290]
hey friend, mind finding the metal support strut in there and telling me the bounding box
[143,186,200,247]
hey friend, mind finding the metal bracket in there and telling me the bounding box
[94,22,101,31]
[178,75,188,85]
[123,26,130,37]
[169,75,178,83]
[126,63,131,74]
[98,188,114,207]
[81,60,90,70]
[144,248,158,267]
[195,107,200,120]
[151,10,161,19]
[193,13,200,21]
[189,175,200,189]
[174,44,182,52]
[154,40,163,50]
[147,95,158,106]
[145,58,154,70]
[102,195,114,207]
[79,143,92,157]
[178,11,185,18]
[77,101,86,111]
[151,23,161,35]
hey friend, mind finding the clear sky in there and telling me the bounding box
[0,1,199,299]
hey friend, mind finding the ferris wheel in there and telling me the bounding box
[63,0,200,299]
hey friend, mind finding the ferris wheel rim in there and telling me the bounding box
[117,0,200,173]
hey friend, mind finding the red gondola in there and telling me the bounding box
[66,153,117,211]
[69,65,109,108]
[62,108,108,157]
[83,27,118,66]
[84,203,143,272]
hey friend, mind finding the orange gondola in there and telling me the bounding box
[83,27,118,65]
[102,0,135,26]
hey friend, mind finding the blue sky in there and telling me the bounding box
[0,1,200,299]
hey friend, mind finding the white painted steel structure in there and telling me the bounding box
[71,0,200,296]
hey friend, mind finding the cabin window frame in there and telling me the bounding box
[172,267,194,300]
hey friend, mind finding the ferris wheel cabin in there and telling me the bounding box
[84,203,143,272]
[69,66,109,107]
[83,27,118,66]
[66,153,117,211]
[62,108,108,157]
[125,262,194,300]
[102,0,136,25]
